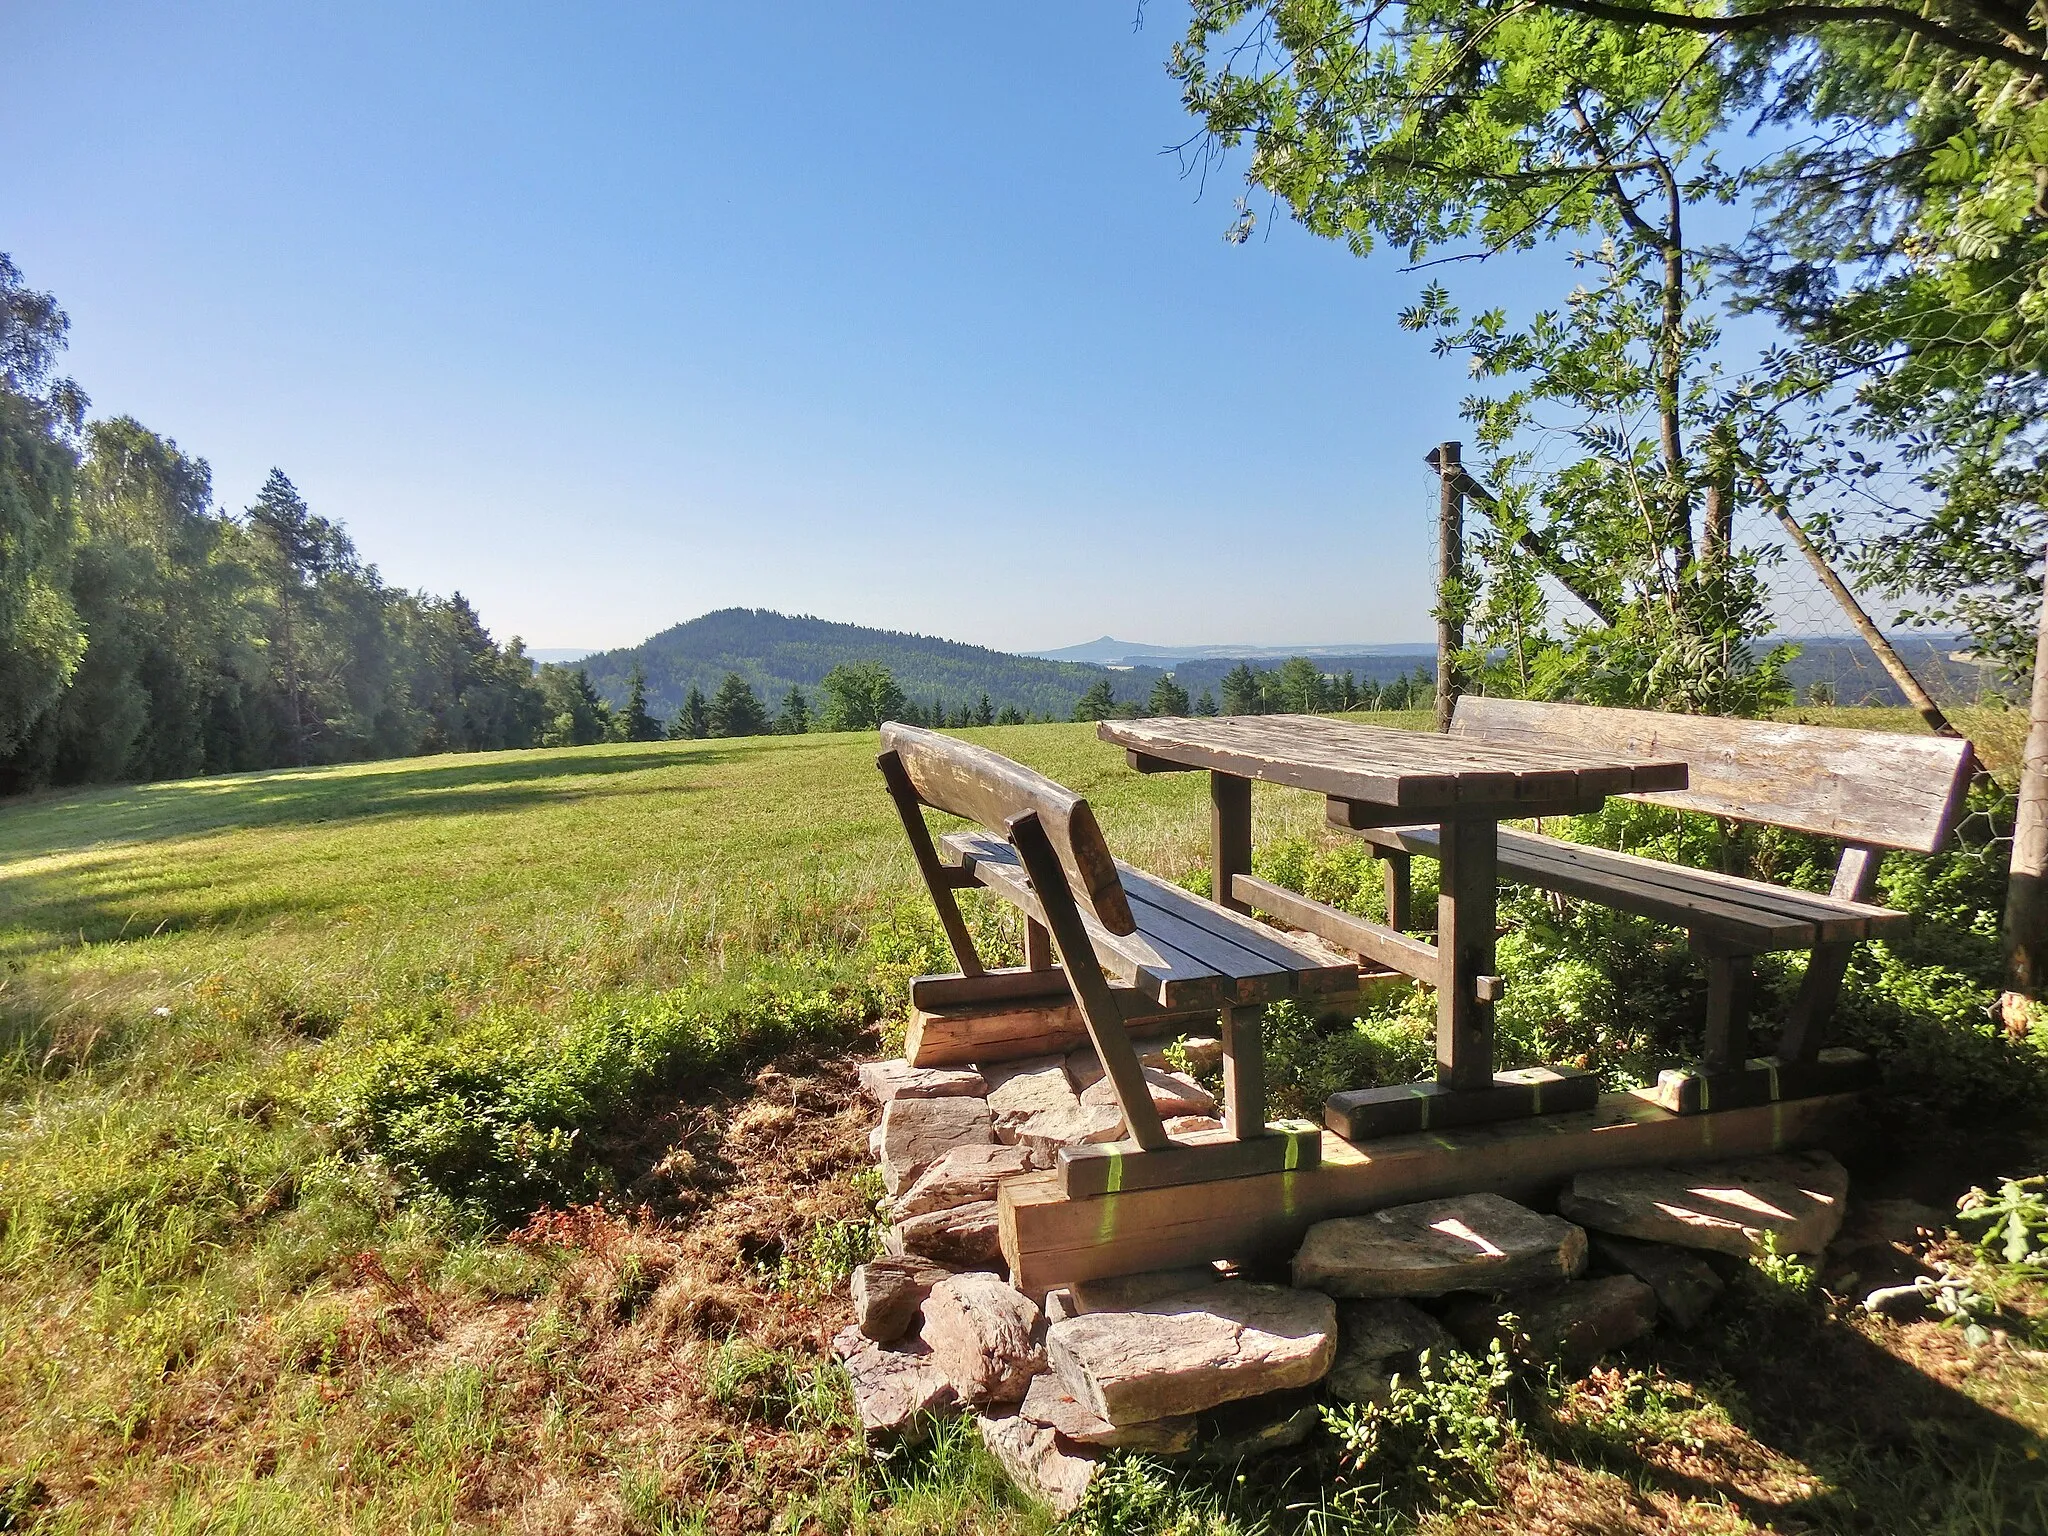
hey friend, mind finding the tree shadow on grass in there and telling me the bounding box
[1529,1294,2048,1532]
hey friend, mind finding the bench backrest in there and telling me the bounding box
[1450,696,1977,853]
[879,722,1137,934]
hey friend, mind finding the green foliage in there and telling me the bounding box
[1148,673,1191,716]
[540,666,612,747]
[618,665,663,742]
[704,1338,850,1432]
[1748,1232,1819,1303]
[669,683,709,739]
[1322,1341,1518,1509]
[1072,677,1120,721]
[707,671,769,738]
[1958,1176,2048,1268]
[820,660,908,731]
[777,684,811,734]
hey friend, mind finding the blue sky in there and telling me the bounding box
[10,4,1505,653]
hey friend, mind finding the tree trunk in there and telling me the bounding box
[2005,568,2048,996]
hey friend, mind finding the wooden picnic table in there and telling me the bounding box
[1097,715,1692,1137]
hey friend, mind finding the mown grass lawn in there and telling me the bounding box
[1,708,2042,1534]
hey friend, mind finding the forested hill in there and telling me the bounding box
[578,609,1154,720]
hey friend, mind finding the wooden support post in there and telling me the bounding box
[2007,563,2048,998]
[1382,849,1413,931]
[1024,917,1054,972]
[1220,1005,1267,1139]
[1698,940,1753,1072]
[1007,811,1171,1153]
[878,750,984,976]
[1780,843,1882,1061]
[1429,441,1466,735]
[1435,817,1497,1091]
[1212,771,1252,915]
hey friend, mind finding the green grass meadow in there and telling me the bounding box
[2,706,2042,1534]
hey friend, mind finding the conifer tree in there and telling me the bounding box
[1220,663,1264,716]
[707,672,767,737]
[1193,689,1218,717]
[777,685,810,734]
[668,684,709,740]
[975,692,994,726]
[1148,674,1190,716]
[619,664,662,742]
[1071,678,1117,721]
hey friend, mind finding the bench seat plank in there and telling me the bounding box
[1363,824,1909,950]
[943,830,1354,1009]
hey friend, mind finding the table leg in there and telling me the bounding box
[1436,817,1497,1092]
[1211,772,1252,914]
[1221,1004,1266,1139]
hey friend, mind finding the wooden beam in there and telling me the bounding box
[1233,875,1439,983]
[1057,1120,1321,1200]
[1212,772,1253,916]
[908,967,1073,1011]
[998,1090,1863,1298]
[1436,818,1497,1091]
[879,750,984,976]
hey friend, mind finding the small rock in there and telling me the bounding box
[976,1413,1102,1515]
[1199,1387,1321,1464]
[920,1273,1046,1406]
[1325,1299,1456,1406]
[1020,1374,1197,1452]
[1069,1265,1220,1315]
[891,1143,1039,1220]
[887,1200,1003,1268]
[852,1256,953,1342]
[1558,1150,1850,1259]
[833,1325,958,1440]
[1063,1048,1106,1093]
[1164,1114,1224,1136]
[859,1059,988,1104]
[1080,1065,1218,1119]
[986,1057,1120,1154]
[1445,1275,1657,1371]
[1048,1280,1337,1426]
[1293,1193,1587,1298]
[877,1096,994,1196]
[1044,1288,1076,1324]
[1591,1235,1724,1330]
[1146,1036,1224,1072]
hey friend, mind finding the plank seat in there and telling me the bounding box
[1359,822,1912,952]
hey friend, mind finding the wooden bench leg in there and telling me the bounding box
[1381,850,1412,931]
[1220,1004,1267,1140]
[1697,938,1753,1073]
[879,750,985,977]
[1024,917,1054,972]
[1779,943,1852,1063]
[1436,818,1497,1092]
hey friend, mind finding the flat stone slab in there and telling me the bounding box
[1069,1265,1220,1316]
[1047,1280,1336,1427]
[1293,1193,1588,1298]
[1326,1299,1457,1406]
[977,1413,1102,1515]
[859,1059,987,1105]
[920,1273,1045,1407]
[985,1057,1119,1155]
[887,1200,1002,1268]
[1558,1150,1850,1258]
[1592,1235,1724,1330]
[891,1142,1040,1221]
[852,1256,953,1342]
[877,1095,993,1196]
[1019,1374,1197,1452]
[833,1325,958,1440]
[1079,1065,1218,1120]
[1446,1274,1656,1371]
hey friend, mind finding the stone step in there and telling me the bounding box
[1019,1374,1197,1452]
[858,1059,987,1105]
[876,1095,993,1197]
[976,1413,1102,1515]
[1591,1235,1724,1329]
[833,1326,957,1441]
[886,1199,1002,1268]
[1558,1149,1850,1259]
[890,1143,1040,1221]
[1445,1274,1657,1371]
[851,1256,952,1343]
[1292,1192,1588,1298]
[919,1273,1045,1408]
[1047,1280,1337,1427]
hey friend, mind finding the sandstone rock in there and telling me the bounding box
[1063,1048,1106,1092]
[1048,1280,1337,1426]
[1147,1036,1224,1072]
[920,1273,1045,1406]
[859,1059,987,1105]
[887,1200,1002,1268]
[976,1413,1102,1515]
[833,1325,958,1440]
[1446,1275,1657,1371]
[1164,1114,1224,1136]
[1325,1299,1457,1406]
[1199,1387,1321,1464]
[1591,1235,1723,1330]
[1080,1065,1218,1119]
[877,1095,993,1196]
[852,1256,952,1342]
[1293,1193,1588,1298]
[1043,1288,1076,1324]
[1020,1374,1197,1452]
[1558,1150,1850,1259]
[1069,1265,1220,1315]
[891,1143,1038,1220]
[985,1057,1119,1154]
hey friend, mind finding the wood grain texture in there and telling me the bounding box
[881,722,1136,935]
[1450,696,1975,852]
[1098,715,1687,810]
[1232,875,1440,982]
[998,1091,1862,1298]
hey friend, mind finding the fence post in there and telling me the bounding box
[2007,566,2048,1000]
[1427,441,1465,734]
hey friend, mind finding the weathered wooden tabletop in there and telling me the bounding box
[1098,714,1688,810]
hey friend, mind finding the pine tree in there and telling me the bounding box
[1220,663,1264,716]
[1148,674,1191,716]
[777,685,810,734]
[707,672,768,737]
[619,664,662,741]
[668,684,710,740]
[975,692,995,726]
[1071,678,1118,721]
[1193,689,1218,716]
[995,703,1024,725]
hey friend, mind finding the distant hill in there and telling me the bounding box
[1033,636,1435,665]
[576,608,1164,720]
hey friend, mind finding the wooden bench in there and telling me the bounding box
[878,722,1357,1196]
[1344,698,1978,1112]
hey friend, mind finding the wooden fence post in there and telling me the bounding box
[2006,565,2048,999]
[1428,441,1465,734]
